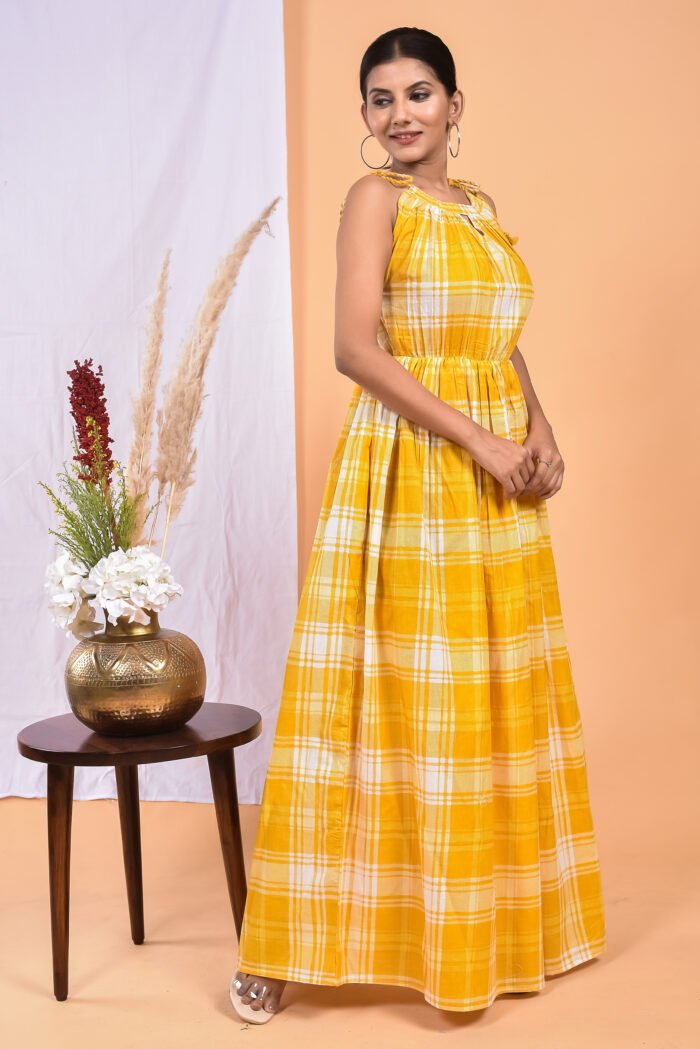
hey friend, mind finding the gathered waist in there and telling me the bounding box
[391,353,513,367]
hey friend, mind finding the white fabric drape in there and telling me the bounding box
[0,0,297,802]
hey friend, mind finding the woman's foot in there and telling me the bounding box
[230,968,287,1019]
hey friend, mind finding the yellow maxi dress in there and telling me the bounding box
[236,169,606,1012]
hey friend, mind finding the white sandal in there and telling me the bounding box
[229,970,277,1024]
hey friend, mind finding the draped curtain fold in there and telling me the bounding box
[0,0,296,803]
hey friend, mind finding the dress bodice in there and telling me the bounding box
[340,168,535,364]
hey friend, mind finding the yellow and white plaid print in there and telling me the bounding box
[236,169,606,1012]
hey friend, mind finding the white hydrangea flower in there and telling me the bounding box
[44,552,100,638]
[69,597,101,639]
[81,544,183,626]
[45,545,183,636]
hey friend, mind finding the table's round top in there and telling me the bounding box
[16,702,262,767]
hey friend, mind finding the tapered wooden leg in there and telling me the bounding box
[115,765,144,945]
[47,763,74,1001]
[207,750,247,939]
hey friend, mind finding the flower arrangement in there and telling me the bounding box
[44,546,182,637]
[40,198,281,640]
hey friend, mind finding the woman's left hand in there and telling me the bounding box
[521,418,565,498]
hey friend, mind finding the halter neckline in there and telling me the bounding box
[357,168,518,245]
[369,169,482,211]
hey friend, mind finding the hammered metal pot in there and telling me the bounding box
[64,609,206,737]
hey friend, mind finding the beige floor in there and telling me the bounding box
[0,797,695,1048]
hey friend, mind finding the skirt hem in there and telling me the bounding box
[235,937,606,1014]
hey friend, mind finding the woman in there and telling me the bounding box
[230,26,606,1023]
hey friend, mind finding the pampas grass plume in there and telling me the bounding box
[126,197,281,559]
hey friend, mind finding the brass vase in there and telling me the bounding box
[64,608,206,737]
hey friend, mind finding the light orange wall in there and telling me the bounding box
[283,3,700,839]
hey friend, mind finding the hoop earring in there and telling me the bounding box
[360,133,392,169]
[448,122,461,158]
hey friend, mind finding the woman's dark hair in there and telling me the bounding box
[359,27,457,103]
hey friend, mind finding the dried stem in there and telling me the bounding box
[153,198,280,559]
[126,249,171,545]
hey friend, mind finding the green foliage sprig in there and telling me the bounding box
[38,418,155,572]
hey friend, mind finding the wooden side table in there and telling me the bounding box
[17,701,261,1000]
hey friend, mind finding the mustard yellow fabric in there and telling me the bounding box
[236,169,606,1011]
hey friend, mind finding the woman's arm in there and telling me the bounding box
[475,194,550,433]
[510,344,564,498]
[335,176,484,453]
[509,345,551,431]
[478,191,564,499]
[334,176,536,498]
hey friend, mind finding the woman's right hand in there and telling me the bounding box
[466,425,538,498]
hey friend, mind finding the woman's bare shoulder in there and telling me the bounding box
[339,172,401,224]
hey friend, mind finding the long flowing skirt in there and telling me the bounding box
[236,356,606,1012]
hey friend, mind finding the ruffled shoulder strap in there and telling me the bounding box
[368,168,414,187]
[449,175,482,196]
[452,177,520,246]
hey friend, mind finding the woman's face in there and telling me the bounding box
[361,57,463,165]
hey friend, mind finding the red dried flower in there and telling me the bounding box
[67,358,116,485]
